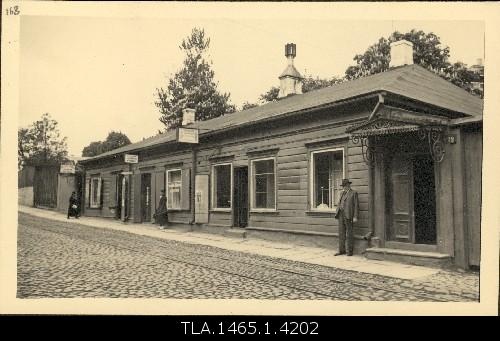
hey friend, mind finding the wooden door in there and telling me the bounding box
[141,173,152,222]
[389,156,414,242]
[195,175,209,224]
[34,166,59,208]
[233,167,248,228]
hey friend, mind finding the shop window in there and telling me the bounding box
[251,158,276,210]
[89,177,102,208]
[167,169,182,209]
[212,163,232,209]
[310,149,344,210]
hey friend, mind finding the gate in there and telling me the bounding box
[34,165,59,208]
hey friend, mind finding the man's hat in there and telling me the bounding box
[341,179,352,186]
[160,189,165,193]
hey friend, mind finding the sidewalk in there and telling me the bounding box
[18,205,440,280]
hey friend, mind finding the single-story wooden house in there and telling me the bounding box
[79,41,482,269]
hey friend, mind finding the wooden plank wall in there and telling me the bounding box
[464,128,482,267]
[82,106,371,235]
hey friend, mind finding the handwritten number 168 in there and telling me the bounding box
[6,6,20,15]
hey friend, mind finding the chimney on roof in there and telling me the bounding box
[389,40,414,68]
[278,43,303,98]
[182,108,196,126]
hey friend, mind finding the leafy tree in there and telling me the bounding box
[302,75,344,93]
[18,113,68,169]
[82,131,131,157]
[345,29,482,96]
[155,28,235,130]
[241,102,259,110]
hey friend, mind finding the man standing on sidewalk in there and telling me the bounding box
[334,179,359,256]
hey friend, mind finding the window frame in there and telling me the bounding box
[211,162,233,211]
[89,176,101,209]
[166,168,182,210]
[309,147,345,212]
[250,156,277,212]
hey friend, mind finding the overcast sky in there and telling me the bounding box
[19,9,484,156]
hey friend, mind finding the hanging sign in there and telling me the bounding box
[124,154,138,163]
[60,163,75,174]
[177,127,199,144]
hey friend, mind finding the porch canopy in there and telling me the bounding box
[346,105,449,163]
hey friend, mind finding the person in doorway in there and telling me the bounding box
[154,189,169,229]
[334,179,359,256]
[67,191,80,219]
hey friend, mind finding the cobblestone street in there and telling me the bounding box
[17,212,479,301]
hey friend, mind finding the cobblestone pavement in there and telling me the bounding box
[17,212,479,301]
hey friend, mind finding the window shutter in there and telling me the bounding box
[109,175,117,208]
[181,168,191,210]
[85,177,90,208]
[133,173,142,223]
[155,171,165,209]
[97,178,103,208]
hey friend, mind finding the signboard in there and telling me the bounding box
[177,127,199,144]
[124,154,138,163]
[60,163,75,174]
[121,171,133,175]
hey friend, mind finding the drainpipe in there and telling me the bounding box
[190,145,196,226]
[364,93,385,243]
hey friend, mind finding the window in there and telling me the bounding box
[167,169,182,209]
[251,158,276,210]
[310,149,344,210]
[212,163,232,209]
[90,176,102,208]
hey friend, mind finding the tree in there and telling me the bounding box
[155,28,235,130]
[82,131,131,157]
[18,113,68,169]
[345,29,482,96]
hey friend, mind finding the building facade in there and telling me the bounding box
[79,42,483,270]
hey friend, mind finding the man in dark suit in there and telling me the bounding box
[154,189,169,229]
[334,179,359,256]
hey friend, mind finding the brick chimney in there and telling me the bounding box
[389,40,414,68]
[182,108,196,126]
[278,43,303,98]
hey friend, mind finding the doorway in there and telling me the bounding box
[387,153,436,245]
[141,173,152,222]
[233,166,248,228]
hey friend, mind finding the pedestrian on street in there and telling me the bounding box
[154,189,169,229]
[334,179,359,256]
[67,191,80,219]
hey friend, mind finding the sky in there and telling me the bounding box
[19,10,484,157]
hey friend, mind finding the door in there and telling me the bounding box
[34,166,59,208]
[195,175,209,224]
[233,167,248,228]
[141,173,152,222]
[388,156,414,242]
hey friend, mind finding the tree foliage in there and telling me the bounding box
[18,113,68,169]
[155,28,235,130]
[345,30,483,97]
[82,131,131,157]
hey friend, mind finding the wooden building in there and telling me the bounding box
[79,42,482,269]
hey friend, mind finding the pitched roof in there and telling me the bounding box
[81,64,483,163]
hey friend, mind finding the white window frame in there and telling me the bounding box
[309,147,345,211]
[250,157,277,212]
[89,176,101,208]
[166,168,182,210]
[211,162,233,211]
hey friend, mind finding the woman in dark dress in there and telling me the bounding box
[154,189,168,229]
[67,191,80,219]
